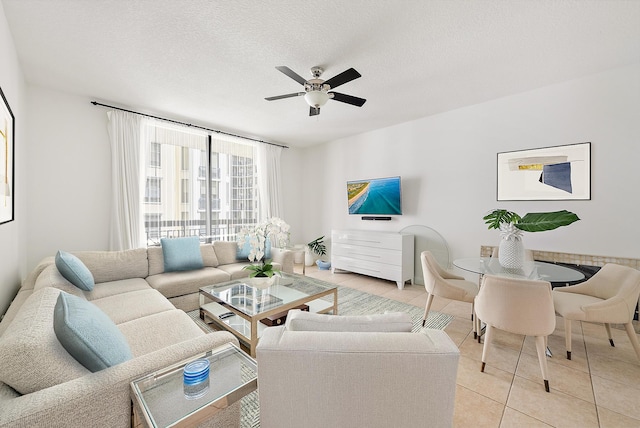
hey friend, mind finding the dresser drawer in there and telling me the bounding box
[332,255,402,282]
[332,243,403,265]
[332,230,405,249]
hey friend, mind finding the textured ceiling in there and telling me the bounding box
[3,0,640,147]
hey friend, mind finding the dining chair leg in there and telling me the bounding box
[471,301,477,339]
[623,322,640,360]
[564,318,572,360]
[604,323,615,347]
[480,324,493,372]
[422,293,434,327]
[535,335,551,393]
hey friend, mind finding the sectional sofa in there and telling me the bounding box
[0,242,294,427]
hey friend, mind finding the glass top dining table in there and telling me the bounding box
[453,257,585,283]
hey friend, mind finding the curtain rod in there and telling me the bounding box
[90,101,288,149]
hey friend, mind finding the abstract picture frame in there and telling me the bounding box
[0,86,14,225]
[497,142,591,201]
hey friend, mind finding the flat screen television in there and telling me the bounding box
[347,176,402,215]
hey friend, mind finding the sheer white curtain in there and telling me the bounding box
[107,111,145,250]
[142,120,208,244]
[257,143,284,220]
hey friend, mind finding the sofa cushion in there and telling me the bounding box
[146,267,231,299]
[284,310,413,333]
[21,256,55,291]
[213,241,239,265]
[148,244,218,276]
[55,250,95,291]
[82,278,152,301]
[0,288,89,394]
[117,310,204,357]
[0,288,33,338]
[54,292,133,372]
[161,237,204,272]
[91,289,175,325]
[217,262,257,280]
[74,248,149,283]
[34,264,90,297]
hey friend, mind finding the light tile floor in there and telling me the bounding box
[298,264,640,428]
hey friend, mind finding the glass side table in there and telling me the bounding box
[130,343,257,427]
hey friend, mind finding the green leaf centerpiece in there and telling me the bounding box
[483,209,580,233]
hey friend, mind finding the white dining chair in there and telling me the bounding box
[553,263,640,360]
[475,275,556,392]
[421,251,479,334]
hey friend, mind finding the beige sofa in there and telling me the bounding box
[0,243,293,428]
[257,310,460,428]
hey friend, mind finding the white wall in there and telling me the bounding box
[26,87,111,268]
[279,145,305,243]
[0,2,27,315]
[296,64,640,263]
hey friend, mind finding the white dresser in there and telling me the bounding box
[331,230,414,289]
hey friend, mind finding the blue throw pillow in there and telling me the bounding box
[161,236,204,272]
[55,250,95,291]
[236,236,271,261]
[53,292,133,372]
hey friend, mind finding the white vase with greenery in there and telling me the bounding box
[484,209,580,269]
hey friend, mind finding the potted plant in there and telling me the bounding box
[305,236,327,267]
[237,217,290,284]
[243,258,279,278]
[483,209,580,269]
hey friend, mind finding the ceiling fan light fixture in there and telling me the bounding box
[304,91,330,108]
[267,66,365,115]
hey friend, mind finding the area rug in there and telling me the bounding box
[187,274,453,427]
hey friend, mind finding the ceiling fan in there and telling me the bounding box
[265,66,366,116]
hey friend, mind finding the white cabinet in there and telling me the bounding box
[331,230,414,289]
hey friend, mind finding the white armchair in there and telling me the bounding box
[256,310,460,428]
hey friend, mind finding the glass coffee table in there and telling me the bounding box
[130,343,257,427]
[199,273,338,356]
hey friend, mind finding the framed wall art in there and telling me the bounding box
[497,142,591,201]
[0,86,14,225]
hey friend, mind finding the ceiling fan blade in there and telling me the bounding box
[276,66,307,85]
[324,68,361,89]
[329,92,367,107]
[309,106,320,116]
[265,92,305,101]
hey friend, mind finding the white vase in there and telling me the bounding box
[498,224,525,269]
[304,248,315,266]
[247,276,276,288]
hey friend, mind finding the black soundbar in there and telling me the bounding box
[361,216,392,221]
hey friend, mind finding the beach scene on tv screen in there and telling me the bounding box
[347,177,402,215]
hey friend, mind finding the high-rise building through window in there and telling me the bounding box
[142,123,258,245]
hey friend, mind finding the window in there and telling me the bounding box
[181,147,190,170]
[149,143,161,167]
[181,178,190,203]
[141,122,258,245]
[145,177,161,203]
